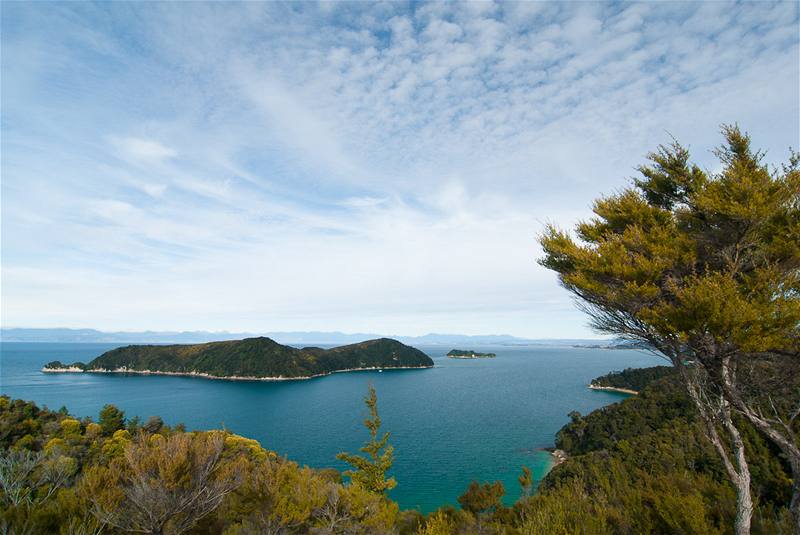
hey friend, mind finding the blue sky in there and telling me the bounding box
[2,1,798,338]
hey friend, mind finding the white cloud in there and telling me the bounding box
[339,196,388,208]
[140,183,167,198]
[87,199,136,222]
[110,136,177,165]
[1,1,797,337]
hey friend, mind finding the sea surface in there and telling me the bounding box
[0,342,660,512]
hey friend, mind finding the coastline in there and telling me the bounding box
[539,447,568,468]
[41,364,433,382]
[588,384,638,395]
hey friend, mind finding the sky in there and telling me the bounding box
[1,1,798,339]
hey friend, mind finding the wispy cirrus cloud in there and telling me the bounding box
[1,1,798,337]
[110,137,177,165]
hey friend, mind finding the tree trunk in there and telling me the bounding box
[722,403,754,535]
[791,473,800,535]
[719,358,800,534]
[678,362,753,535]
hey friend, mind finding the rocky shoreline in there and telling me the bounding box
[551,449,568,466]
[588,384,638,395]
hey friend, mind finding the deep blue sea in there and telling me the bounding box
[0,342,659,512]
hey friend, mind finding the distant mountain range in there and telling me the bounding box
[0,327,609,347]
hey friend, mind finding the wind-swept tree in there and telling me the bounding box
[539,125,799,535]
[337,385,397,495]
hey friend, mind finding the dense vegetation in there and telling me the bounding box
[44,337,434,379]
[2,365,794,534]
[540,126,799,533]
[590,366,674,392]
[0,395,401,534]
[446,350,496,359]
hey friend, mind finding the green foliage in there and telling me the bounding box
[446,349,497,358]
[98,404,125,435]
[538,126,800,531]
[222,453,398,534]
[59,418,82,437]
[337,385,397,495]
[590,366,674,392]
[416,510,457,534]
[0,395,399,534]
[49,337,434,379]
[532,373,791,534]
[100,429,131,458]
[458,481,505,516]
[81,430,245,535]
[557,374,694,455]
[126,415,141,434]
[539,125,799,357]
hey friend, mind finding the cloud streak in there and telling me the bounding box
[1,1,798,337]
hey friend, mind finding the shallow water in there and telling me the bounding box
[0,342,659,512]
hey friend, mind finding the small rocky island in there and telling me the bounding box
[43,337,434,381]
[447,349,496,359]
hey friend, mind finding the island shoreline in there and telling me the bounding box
[41,364,433,382]
[588,384,638,395]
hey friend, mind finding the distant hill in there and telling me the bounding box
[2,328,260,344]
[1,327,604,346]
[42,337,434,380]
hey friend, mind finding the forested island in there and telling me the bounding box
[42,337,434,380]
[446,349,496,359]
[2,365,793,533]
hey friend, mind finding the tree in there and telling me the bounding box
[518,466,533,498]
[81,431,244,535]
[458,480,504,533]
[0,448,77,534]
[142,416,164,434]
[458,481,504,516]
[539,125,799,535]
[0,449,75,508]
[126,415,141,434]
[336,385,397,495]
[417,510,457,535]
[98,404,125,435]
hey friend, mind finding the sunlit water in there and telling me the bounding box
[0,342,659,512]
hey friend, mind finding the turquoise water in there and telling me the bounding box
[0,342,659,512]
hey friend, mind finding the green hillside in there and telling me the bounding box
[589,366,675,392]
